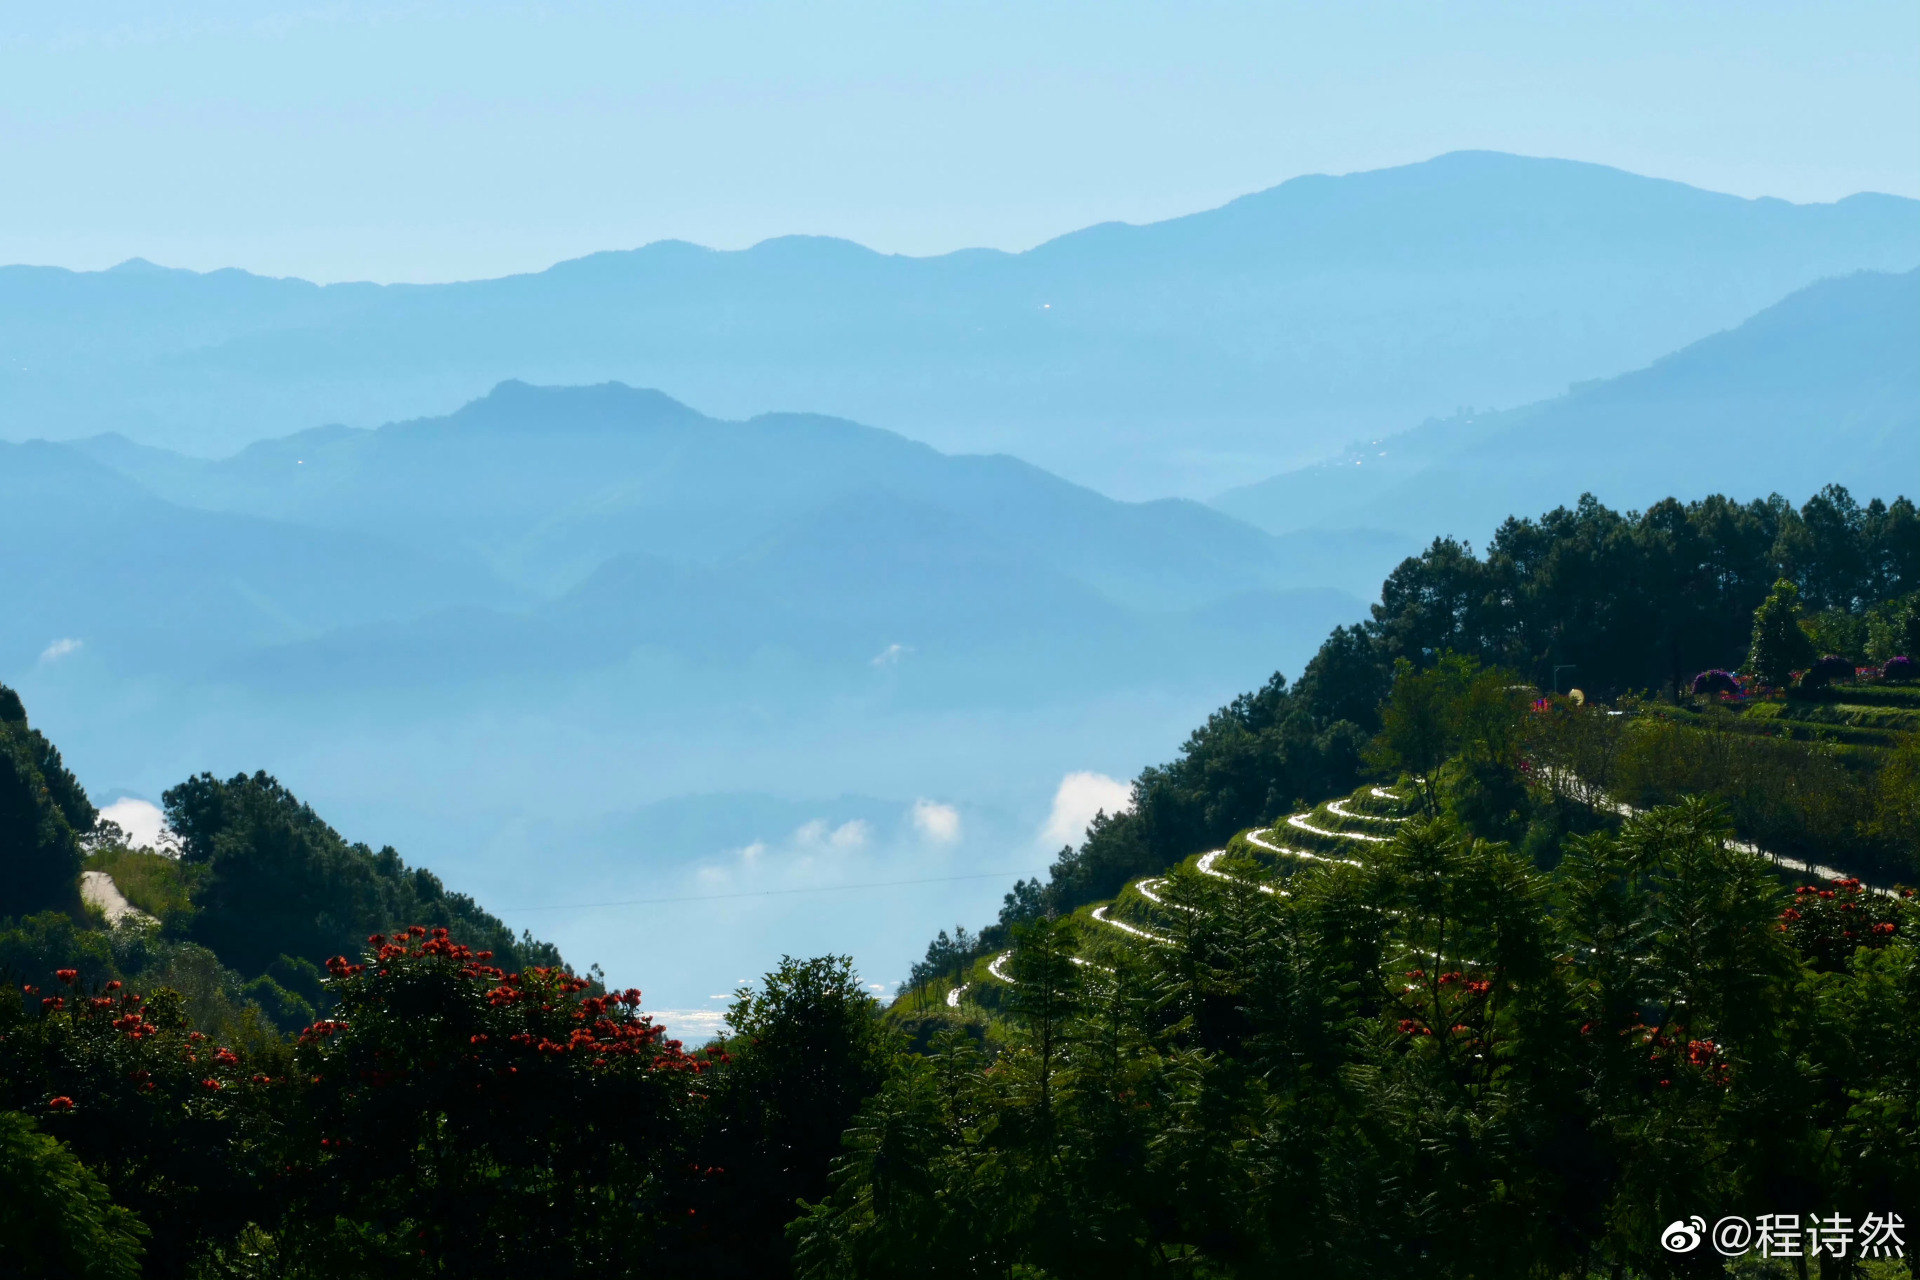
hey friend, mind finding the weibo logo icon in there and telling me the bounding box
[1661,1217,1705,1253]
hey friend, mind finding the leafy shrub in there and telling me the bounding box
[0,1110,147,1279]
[1690,669,1740,696]
[1884,654,1918,683]
[1800,653,1858,689]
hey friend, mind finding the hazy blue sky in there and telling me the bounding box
[2,0,1914,283]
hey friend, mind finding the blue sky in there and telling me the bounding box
[1,0,1914,283]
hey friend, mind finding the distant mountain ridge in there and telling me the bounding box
[73,380,1379,611]
[1214,267,1920,543]
[6,151,1917,497]
[16,383,1382,701]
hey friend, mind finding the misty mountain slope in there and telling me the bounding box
[74,380,1358,610]
[1217,267,1920,543]
[10,152,1919,495]
[0,439,515,674]
[217,484,1365,709]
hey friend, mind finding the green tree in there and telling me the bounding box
[0,683,94,919]
[789,1060,975,1280]
[1370,657,1456,812]
[0,1111,147,1280]
[702,954,898,1278]
[1744,577,1818,687]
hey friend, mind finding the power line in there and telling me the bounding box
[507,870,1022,913]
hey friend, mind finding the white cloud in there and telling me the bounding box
[910,798,961,844]
[796,818,870,851]
[736,840,766,864]
[1040,771,1134,849]
[870,642,912,667]
[96,797,173,853]
[642,1007,729,1042]
[38,637,82,663]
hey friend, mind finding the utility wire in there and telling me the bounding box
[508,870,1021,913]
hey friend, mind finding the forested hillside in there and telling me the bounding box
[1,688,559,1039]
[918,483,1920,972]
[862,486,1920,1280]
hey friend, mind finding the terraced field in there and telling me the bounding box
[934,784,1421,1011]
[922,751,1912,1017]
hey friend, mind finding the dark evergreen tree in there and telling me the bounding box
[1744,577,1818,687]
[0,684,94,920]
[699,954,898,1278]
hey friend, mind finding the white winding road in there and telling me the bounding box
[1243,829,1360,867]
[1328,799,1407,823]
[1287,813,1390,843]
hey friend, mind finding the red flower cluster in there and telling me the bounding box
[299,1020,350,1046]
[1782,875,1910,967]
[55,968,78,985]
[47,1096,74,1111]
[112,1010,161,1040]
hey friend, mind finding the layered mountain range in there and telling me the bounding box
[14,383,1379,698]
[1215,266,1920,542]
[5,151,1916,496]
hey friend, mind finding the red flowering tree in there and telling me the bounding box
[1778,876,1911,972]
[280,925,718,1276]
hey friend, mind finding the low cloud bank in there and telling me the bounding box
[911,799,961,844]
[97,797,173,852]
[1040,771,1133,850]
